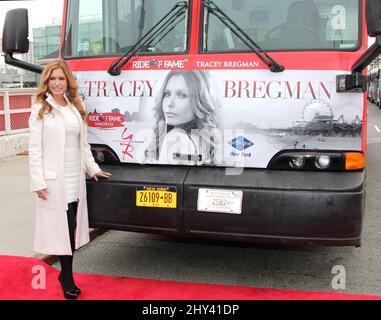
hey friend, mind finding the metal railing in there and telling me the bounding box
[0,88,37,136]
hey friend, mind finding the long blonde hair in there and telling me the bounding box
[149,70,221,163]
[36,60,86,120]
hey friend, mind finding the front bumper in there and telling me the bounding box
[87,165,365,247]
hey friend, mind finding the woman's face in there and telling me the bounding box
[48,68,67,98]
[162,74,196,126]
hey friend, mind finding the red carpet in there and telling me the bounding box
[0,255,380,300]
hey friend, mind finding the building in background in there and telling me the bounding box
[0,38,38,88]
[32,21,61,66]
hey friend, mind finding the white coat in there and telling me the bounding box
[28,94,100,255]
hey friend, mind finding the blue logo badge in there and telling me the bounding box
[229,136,254,151]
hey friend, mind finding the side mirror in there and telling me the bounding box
[337,0,381,91]
[1,8,43,74]
[366,0,381,37]
[2,8,29,53]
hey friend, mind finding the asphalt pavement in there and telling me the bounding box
[0,154,35,257]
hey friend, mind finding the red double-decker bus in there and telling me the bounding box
[3,0,381,246]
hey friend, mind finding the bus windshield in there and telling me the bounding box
[203,0,360,52]
[63,0,189,57]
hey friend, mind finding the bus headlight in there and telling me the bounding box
[289,156,305,169]
[91,145,120,165]
[268,151,355,171]
[94,150,105,164]
[315,155,331,169]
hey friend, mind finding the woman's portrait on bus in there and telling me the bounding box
[144,69,222,165]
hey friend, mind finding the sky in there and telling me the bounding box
[0,0,63,37]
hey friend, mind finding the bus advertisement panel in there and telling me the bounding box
[76,67,363,168]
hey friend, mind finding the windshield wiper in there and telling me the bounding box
[108,1,188,76]
[203,0,284,72]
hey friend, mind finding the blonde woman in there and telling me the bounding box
[28,60,111,299]
[146,70,221,165]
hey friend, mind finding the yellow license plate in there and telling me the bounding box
[136,186,177,208]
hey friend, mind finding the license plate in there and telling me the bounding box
[136,186,177,208]
[197,188,243,214]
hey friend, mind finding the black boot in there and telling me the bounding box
[58,256,78,299]
[58,201,81,299]
[68,201,81,294]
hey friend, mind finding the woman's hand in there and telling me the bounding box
[92,170,112,182]
[36,189,48,200]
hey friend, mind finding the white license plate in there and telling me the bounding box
[197,188,243,214]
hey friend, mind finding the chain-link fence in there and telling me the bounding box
[0,89,37,136]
